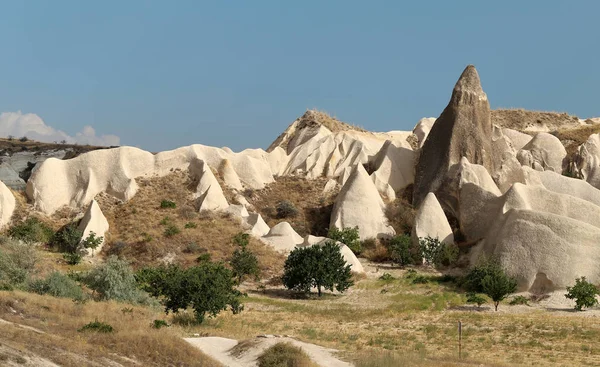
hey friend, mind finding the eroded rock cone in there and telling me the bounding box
[413,65,494,209]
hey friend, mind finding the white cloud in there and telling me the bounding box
[0,111,120,146]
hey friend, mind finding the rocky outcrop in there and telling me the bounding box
[413,65,494,208]
[0,180,15,229]
[574,133,600,188]
[516,133,566,173]
[330,164,395,240]
[77,200,109,256]
[412,193,453,245]
[260,222,304,252]
[412,118,436,149]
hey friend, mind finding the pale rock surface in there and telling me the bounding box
[516,132,566,173]
[412,193,453,245]
[370,140,415,198]
[225,204,250,222]
[413,65,494,208]
[322,179,338,194]
[330,164,395,240]
[0,180,15,229]
[217,159,243,190]
[190,159,229,212]
[260,222,304,252]
[27,144,276,215]
[77,199,109,256]
[412,117,436,148]
[246,213,270,237]
[301,235,365,274]
[574,133,600,188]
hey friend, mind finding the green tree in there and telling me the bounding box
[463,257,504,293]
[81,231,103,257]
[565,277,599,311]
[229,233,260,283]
[481,271,517,311]
[327,226,361,255]
[282,241,353,297]
[136,262,244,323]
[388,234,420,266]
[466,293,487,308]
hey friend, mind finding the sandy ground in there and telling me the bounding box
[185,335,353,367]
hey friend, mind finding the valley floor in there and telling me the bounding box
[2,260,600,367]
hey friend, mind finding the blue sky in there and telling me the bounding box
[0,1,598,151]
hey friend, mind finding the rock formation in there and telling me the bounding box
[330,164,395,240]
[412,193,453,245]
[77,199,109,256]
[0,180,15,229]
[413,65,494,208]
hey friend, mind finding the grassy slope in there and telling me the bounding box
[0,290,220,367]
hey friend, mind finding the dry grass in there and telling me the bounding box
[492,109,581,132]
[248,176,338,237]
[0,137,108,157]
[302,110,367,134]
[96,171,285,277]
[178,265,600,367]
[551,124,600,155]
[0,290,221,367]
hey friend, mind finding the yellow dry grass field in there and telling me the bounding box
[0,290,220,367]
[179,265,600,367]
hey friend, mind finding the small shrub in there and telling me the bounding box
[418,237,458,267]
[412,275,429,284]
[184,222,197,229]
[482,270,517,311]
[81,231,103,257]
[509,295,530,306]
[152,319,169,329]
[28,271,84,300]
[141,233,153,243]
[159,217,171,225]
[78,320,114,333]
[565,277,599,311]
[276,200,298,218]
[51,224,83,254]
[0,239,38,286]
[378,273,395,281]
[388,234,420,266]
[230,233,260,283]
[63,252,83,265]
[466,293,487,308]
[328,226,362,255]
[164,225,180,237]
[462,257,505,293]
[83,256,153,305]
[160,200,177,209]
[257,342,313,367]
[282,241,354,297]
[404,269,418,279]
[196,253,212,263]
[19,136,28,142]
[183,242,201,254]
[8,218,54,244]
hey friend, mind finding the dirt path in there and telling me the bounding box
[184,335,353,367]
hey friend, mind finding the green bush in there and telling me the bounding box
[418,237,458,267]
[78,320,114,333]
[8,218,54,244]
[327,226,362,255]
[152,319,169,329]
[0,238,38,287]
[159,216,171,225]
[81,231,103,257]
[387,234,420,266]
[282,241,353,297]
[229,233,260,283]
[63,252,83,265]
[28,271,85,300]
[565,277,599,311]
[83,256,153,305]
[136,261,244,324]
[378,273,395,281]
[257,342,313,367]
[160,200,177,209]
[51,224,83,254]
[276,200,298,218]
[184,222,197,229]
[466,293,487,308]
[411,275,429,284]
[482,270,517,311]
[509,295,529,306]
[164,225,180,237]
[462,257,505,293]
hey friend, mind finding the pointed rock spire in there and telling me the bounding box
[413,65,494,209]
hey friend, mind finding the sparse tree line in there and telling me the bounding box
[1,214,598,337]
